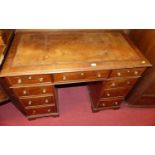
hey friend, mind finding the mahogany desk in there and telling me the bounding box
[0,30,151,119]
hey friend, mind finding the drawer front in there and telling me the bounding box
[7,74,52,85]
[103,78,138,89]
[20,95,55,107]
[135,96,155,106]
[26,106,57,116]
[99,98,123,108]
[53,70,109,83]
[101,88,130,99]
[12,85,54,97]
[110,68,145,78]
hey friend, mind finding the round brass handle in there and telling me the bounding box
[111,82,116,87]
[17,79,22,84]
[39,77,44,82]
[97,73,101,78]
[102,103,106,106]
[117,72,121,76]
[28,76,32,80]
[127,81,131,85]
[134,71,138,75]
[81,73,84,76]
[45,99,49,103]
[47,109,51,112]
[23,90,27,95]
[127,70,130,73]
[107,93,110,97]
[28,100,32,105]
[42,89,46,93]
[32,110,36,114]
[63,76,66,80]
[141,60,146,64]
[115,102,118,105]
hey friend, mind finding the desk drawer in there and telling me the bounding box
[103,78,138,89]
[20,95,55,107]
[101,87,130,99]
[7,74,52,85]
[99,98,123,108]
[110,68,145,78]
[26,106,57,116]
[12,85,54,97]
[53,70,109,83]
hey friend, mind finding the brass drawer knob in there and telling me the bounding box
[23,90,27,95]
[107,93,110,97]
[28,100,32,105]
[127,81,131,85]
[47,109,51,112]
[117,72,121,76]
[45,99,49,103]
[42,89,46,93]
[134,71,138,75]
[63,76,66,80]
[115,101,118,105]
[102,103,106,106]
[28,76,32,80]
[111,82,116,87]
[17,79,22,84]
[32,110,36,114]
[97,73,101,78]
[80,73,84,76]
[127,70,130,73]
[39,77,44,82]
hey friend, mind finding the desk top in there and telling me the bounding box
[0,30,151,76]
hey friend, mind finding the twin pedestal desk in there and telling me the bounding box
[0,30,151,120]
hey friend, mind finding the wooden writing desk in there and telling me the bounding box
[0,30,151,119]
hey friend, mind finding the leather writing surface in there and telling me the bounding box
[13,32,140,67]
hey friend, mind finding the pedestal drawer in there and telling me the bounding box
[110,68,145,78]
[20,95,55,107]
[7,74,52,85]
[103,78,138,89]
[101,87,130,99]
[26,106,57,116]
[12,85,54,97]
[99,98,123,108]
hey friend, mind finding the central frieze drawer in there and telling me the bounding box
[101,87,130,99]
[12,85,54,97]
[110,68,145,78]
[7,74,52,85]
[53,70,109,83]
[20,95,55,107]
[103,78,138,89]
